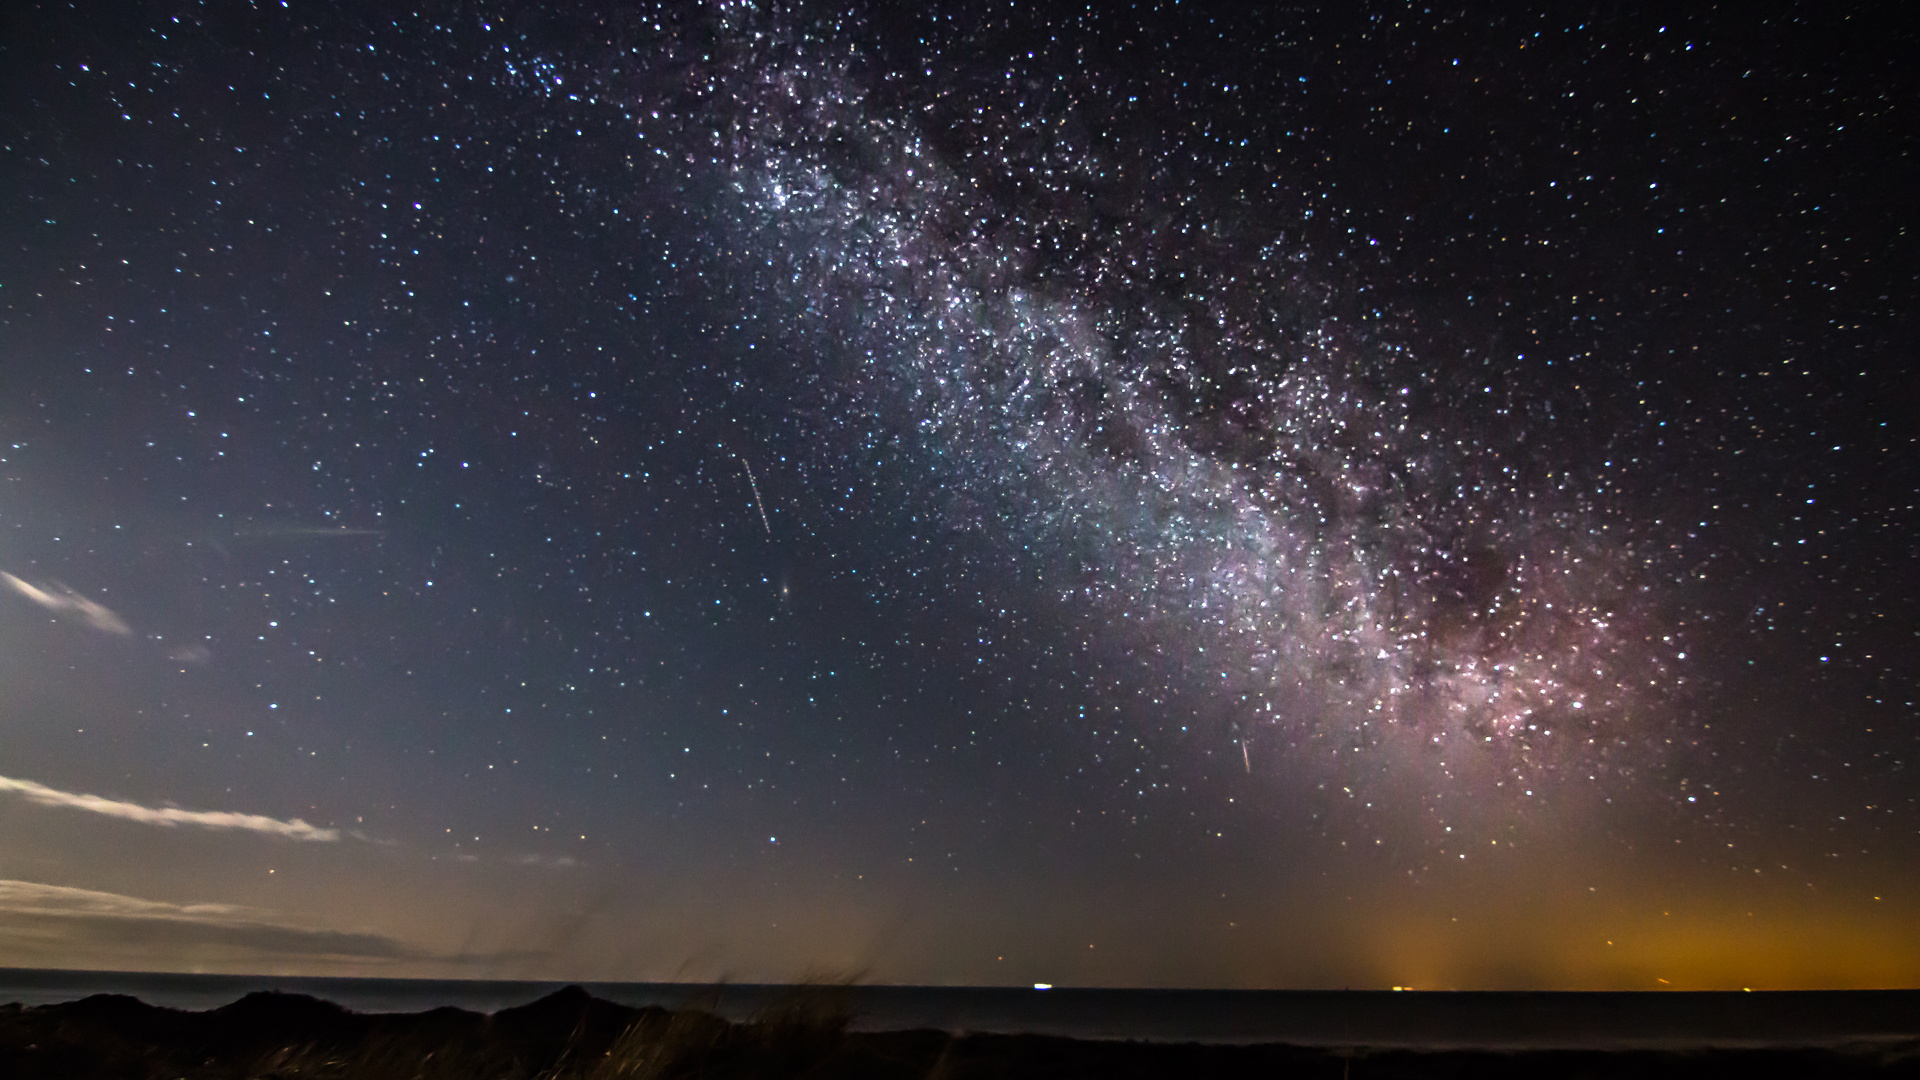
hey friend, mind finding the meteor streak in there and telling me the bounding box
[738,454,771,535]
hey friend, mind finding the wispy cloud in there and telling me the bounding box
[0,879,274,924]
[0,879,413,961]
[0,775,340,841]
[0,880,547,971]
[0,572,133,635]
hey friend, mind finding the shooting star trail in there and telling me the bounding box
[737,455,771,535]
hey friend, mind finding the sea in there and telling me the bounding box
[3,969,1917,1050]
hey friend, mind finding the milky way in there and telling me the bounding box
[535,4,1693,806]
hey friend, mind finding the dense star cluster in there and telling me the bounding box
[0,1,1913,987]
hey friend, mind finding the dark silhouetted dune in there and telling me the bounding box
[5,986,1920,1078]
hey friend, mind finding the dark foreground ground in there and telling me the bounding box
[3,985,1917,1078]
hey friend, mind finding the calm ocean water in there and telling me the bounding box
[2,968,1916,1049]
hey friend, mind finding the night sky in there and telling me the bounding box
[1,1,1915,990]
